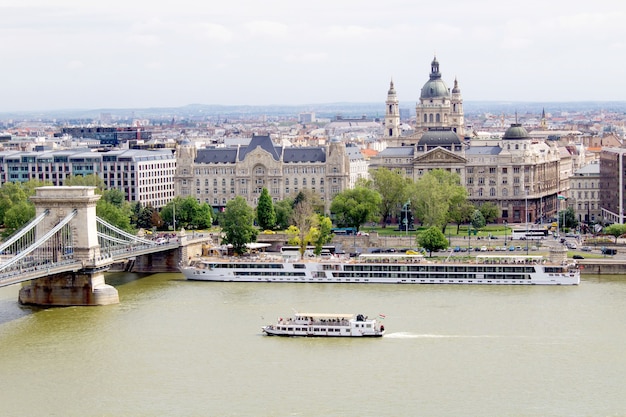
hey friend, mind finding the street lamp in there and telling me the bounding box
[503,220,507,246]
[525,189,529,255]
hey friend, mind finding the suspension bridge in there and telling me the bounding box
[0,186,210,306]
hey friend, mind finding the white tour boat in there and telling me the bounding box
[262,313,385,337]
[179,249,580,285]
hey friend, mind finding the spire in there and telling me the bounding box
[388,78,396,95]
[452,77,460,94]
[430,55,441,80]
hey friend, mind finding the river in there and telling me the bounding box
[1,273,625,417]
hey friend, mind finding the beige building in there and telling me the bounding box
[174,135,353,210]
[372,56,565,224]
[569,161,600,229]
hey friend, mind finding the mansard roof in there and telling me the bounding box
[195,148,238,164]
[345,144,365,160]
[238,134,280,161]
[377,146,415,157]
[465,146,502,156]
[194,134,327,164]
[418,128,462,146]
[282,147,326,163]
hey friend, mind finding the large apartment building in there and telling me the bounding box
[0,148,175,208]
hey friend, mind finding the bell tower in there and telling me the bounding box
[384,79,400,141]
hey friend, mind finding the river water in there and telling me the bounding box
[1,273,625,417]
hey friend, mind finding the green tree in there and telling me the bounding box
[220,196,258,255]
[97,199,133,233]
[603,224,626,243]
[291,199,317,255]
[0,180,51,233]
[161,196,212,230]
[0,182,29,226]
[293,189,324,214]
[479,202,500,224]
[102,189,126,207]
[312,215,333,255]
[256,187,276,230]
[418,226,449,257]
[136,205,158,229]
[449,201,475,234]
[410,169,467,230]
[274,199,294,230]
[370,167,408,227]
[471,209,486,230]
[3,200,36,236]
[64,174,105,190]
[561,206,578,230]
[330,187,381,231]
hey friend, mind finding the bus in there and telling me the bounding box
[511,228,549,240]
[331,227,356,235]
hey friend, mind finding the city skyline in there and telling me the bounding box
[2,0,625,112]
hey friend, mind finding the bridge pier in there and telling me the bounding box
[18,268,119,306]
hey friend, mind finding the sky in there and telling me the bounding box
[1,0,625,112]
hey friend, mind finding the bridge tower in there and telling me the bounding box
[19,187,119,306]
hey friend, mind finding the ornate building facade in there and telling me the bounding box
[174,135,352,210]
[373,56,563,224]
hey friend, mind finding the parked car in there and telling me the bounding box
[573,255,584,259]
[581,246,592,252]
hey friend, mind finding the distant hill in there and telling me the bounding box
[2,101,625,122]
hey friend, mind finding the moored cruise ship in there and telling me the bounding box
[180,248,580,285]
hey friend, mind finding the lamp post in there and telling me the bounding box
[403,200,411,236]
[525,190,529,255]
[173,202,176,232]
[503,220,507,246]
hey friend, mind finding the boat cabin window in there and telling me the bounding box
[293,264,306,269]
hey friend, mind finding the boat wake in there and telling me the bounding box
[384,332,498,339]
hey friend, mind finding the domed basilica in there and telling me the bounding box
[373,56,562,224]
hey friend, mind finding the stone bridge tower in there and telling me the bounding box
[19,186,118,306]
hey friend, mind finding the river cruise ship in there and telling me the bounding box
[262,313,385,337]
[180,251,580,285]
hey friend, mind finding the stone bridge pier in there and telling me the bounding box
[18,187,119,307]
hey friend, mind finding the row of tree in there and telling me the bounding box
[1,169,586,256]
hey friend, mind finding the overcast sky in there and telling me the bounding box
[1,0,625,112]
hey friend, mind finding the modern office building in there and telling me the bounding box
[599,147,626,224]
[0,148,175,208]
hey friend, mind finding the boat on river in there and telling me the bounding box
[180,251,580,285]
[262,313,385,337]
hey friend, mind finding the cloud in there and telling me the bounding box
[283,52,328,64]
[196,22,234,42]
[244,20,288,37]
[66,60,84,70]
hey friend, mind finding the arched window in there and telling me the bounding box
[436,113,440,123]
[490,187,496,197]
[429,114,434,123]
[424,114,427,123]
[389,128,393,136]
[478,188,483,197]
[502,188,508,197]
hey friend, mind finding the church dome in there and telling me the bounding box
[418,127,461,146]
[503,123,529,140]
[420,57,450,99]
